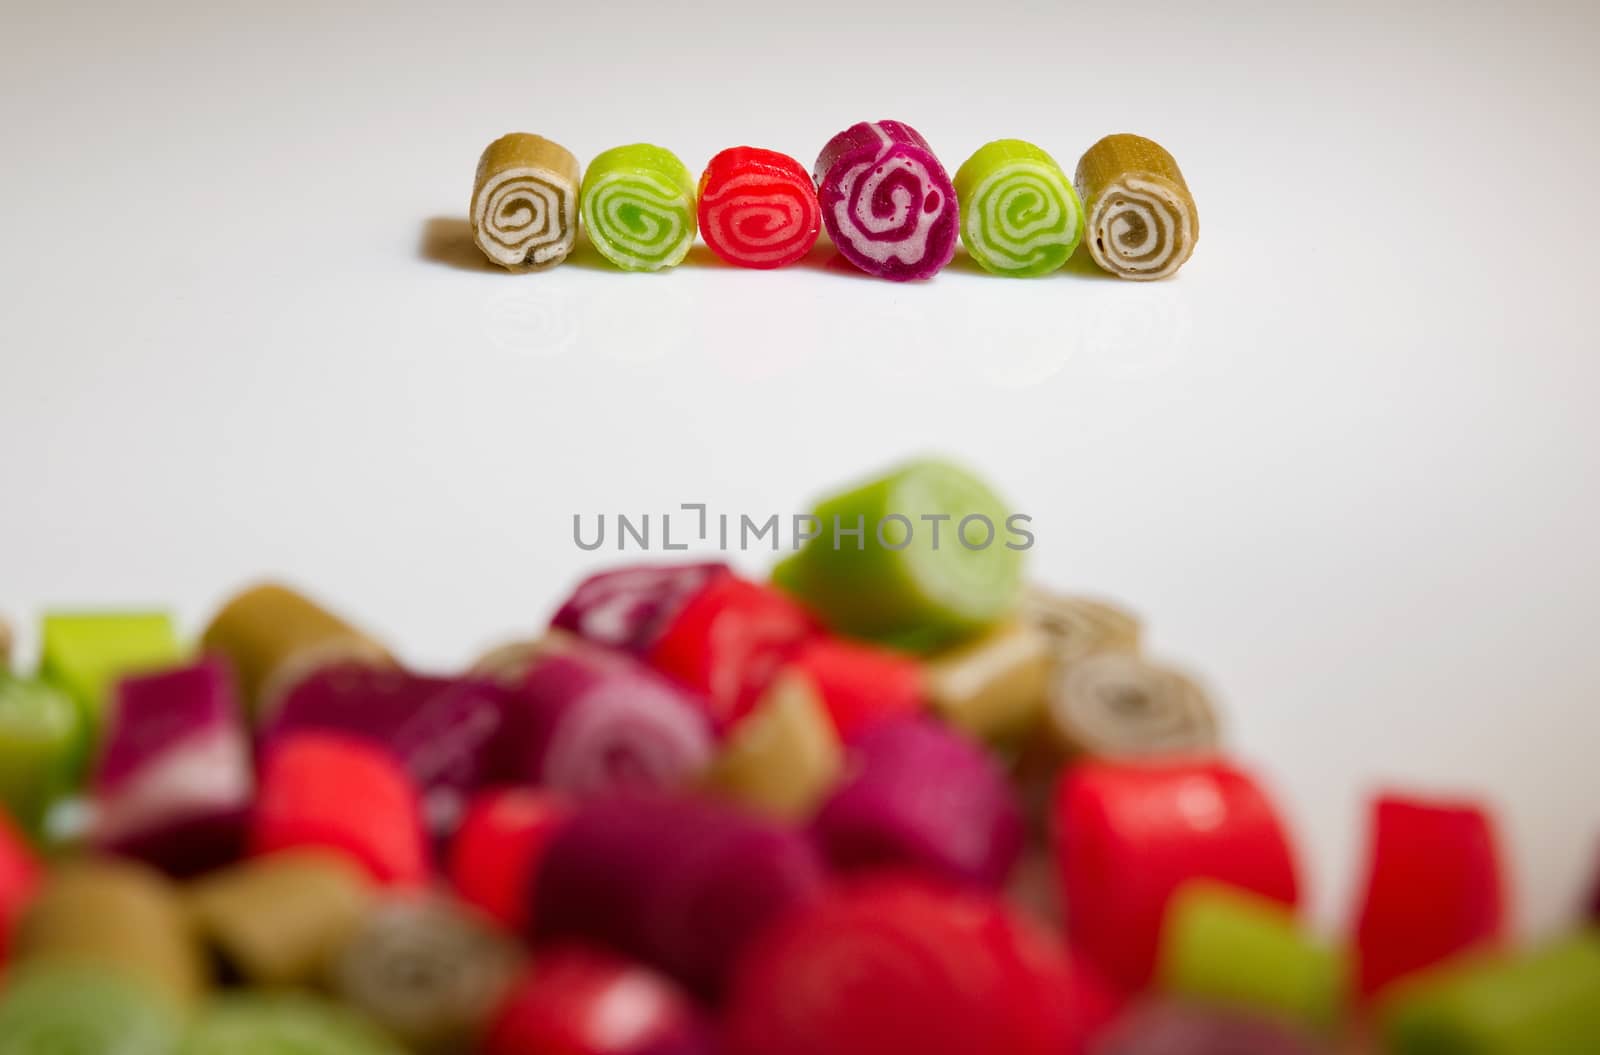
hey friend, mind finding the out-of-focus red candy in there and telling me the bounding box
[449,788,569,933]
[551,563,732,656]
[1352,792,1506,998]
[811,718,1025,889]
[530,792,824,997]
[1053,759,1299,991]
[250,731,428,887]
[725,876,1096,1055]
[0,811,41,967]
[646,576,818,734]
[484,947,711,1055]
[782,637,925,741]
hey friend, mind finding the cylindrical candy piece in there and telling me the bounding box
[182,993,404,1055]
[775,459,1024,649]
[1380,935,1600,1055]
[1075,133,1199,280]
[697,147,821,269]
[550,563,731,656]
[250,731,429,886]
[0,674,82,833]
[263,664,506,839]
[812,718,1024,889]
[91,657,253,876]
[1043,651,1220,759]
[814,120,959,281]
[38,611,183,753]
[1053,759,1300,990]
[645,575,817,734]
[924,619,1052,741]
[1352,792,1506,998]
[1159,882,1347,1033]
[471,133,582,271]
[448,788,569,932]
[580,144,697,271]
[0,966,182,1055]
[484,948,713,1055]
[704,672,843,818]
[330,895,523,1053]
[1094,1002,1325,1055]
[953,139,1084,277]
[12,857,208,1009]
[1020,588,1142,668]
[187,850,374,987]
[530,793,825,996]
[498,640,713,799]
[724,877,1084,1055]
[779,636,925,742]
[201,583,389,721]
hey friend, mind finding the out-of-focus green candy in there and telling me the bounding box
[774,460,1025,651]
[0,966,181,1055]
[1158,881,1348,1033]
[0,674,82,832]
[1381,934,1600,1055]
[38,612,182,747]
[180,994,403,1055]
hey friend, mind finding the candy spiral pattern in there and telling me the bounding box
[471,134,581,271]
[1075,133,1199,281]
[540,679,714,797]
[581,144,697,272]
[697,147,821,269]
[0,968,180,1055]
[1020,588,1142,668]
[1046,651,1218,758]
[954,140,1083,277]
[814,121,959,281]
[331,897,521,1051]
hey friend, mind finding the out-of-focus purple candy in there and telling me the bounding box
[92,657,253,875]
[550,563,730,655]
[498,640,713,800]
[262,664,506,838]
[1093,1002,1324,1055]
[811,717,1025,889]
[530,793,825,997]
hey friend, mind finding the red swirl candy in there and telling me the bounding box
[697,147,821,269]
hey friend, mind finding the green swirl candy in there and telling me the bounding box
[580,144,697,271]
[953,140,1084,277]
[180,994,403,1055]
[0,967,181,1055]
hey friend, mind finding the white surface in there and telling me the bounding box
[2,1,1598,935]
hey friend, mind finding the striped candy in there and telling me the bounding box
[581,145,697,271]
[697,147,820,269]
[814,120,959,281]
[953,139,1083,277]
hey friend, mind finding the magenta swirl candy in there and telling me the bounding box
[811,717,1025,889]
[813,120,959,281]
[498,639,713,800]
[530,792,825,996]
[549,563,730,656]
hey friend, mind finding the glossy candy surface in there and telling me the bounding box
[550,563,730,656]
[251,732,429,886]
[697,147,820,268]
[580,145,698,271]
[448,788,569,932]
[780,636,925,742]
[814,120,959,280]
[1353,792,1506,998]
[1054,759,1300,990]
[953,139,1083,277]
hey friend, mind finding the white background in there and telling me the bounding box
[2,0,1597,935]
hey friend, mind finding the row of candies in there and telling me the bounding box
[0,458,1596,1053]
[468,123,1198,281]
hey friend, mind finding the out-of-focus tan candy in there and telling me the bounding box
[1044,651,1220,759]
[1019,588,1142,668]
[924,619,1053,741]
[705,672,843,819]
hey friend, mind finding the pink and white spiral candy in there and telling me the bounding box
[814,120,959,281]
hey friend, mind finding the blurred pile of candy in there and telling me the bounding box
[0,460,1596,1054]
